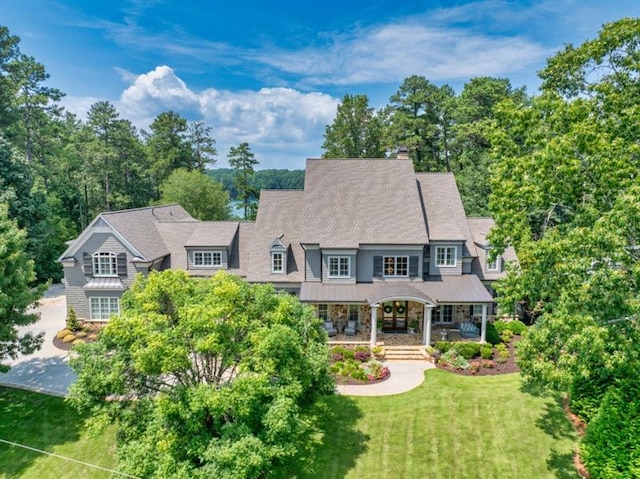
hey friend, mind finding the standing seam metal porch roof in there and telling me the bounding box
[299,275,493,305]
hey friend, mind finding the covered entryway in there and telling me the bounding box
[382,300,408,332]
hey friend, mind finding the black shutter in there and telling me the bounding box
[117,253,127,277]
[409,256,419,277]
[373,256,383,277]
[83,253,92,276]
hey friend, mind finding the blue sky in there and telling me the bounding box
[2,0,638,169]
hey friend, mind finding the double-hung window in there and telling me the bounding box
[328,256,350,278]
[193,251,221,267]
[92,252,117,277]
[435,246,457,267]
[272,252,284,273]
[317,304,328,321]
[90,297,120,320]
[383,256,408,277]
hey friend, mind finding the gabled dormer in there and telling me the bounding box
[270,235,287,274]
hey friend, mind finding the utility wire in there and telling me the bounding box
[0,438,140,478]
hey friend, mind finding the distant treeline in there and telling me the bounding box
[208,168,304,200]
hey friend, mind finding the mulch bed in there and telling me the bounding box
[435,336,521,376]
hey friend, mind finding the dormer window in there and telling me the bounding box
[193,251,222,267]
[436,246,457,267]
[487,254,501,272]
[328,256,350,278]
[92,252,118,277]
[271,251,284,273]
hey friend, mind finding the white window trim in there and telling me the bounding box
[472,304,484,317]
[193,250,222,267]
[89,297,120,321]
[383,256,409,277]
[92,252,118,277]
[487,254,501,272]
[271,251,284,273]
[328,256,351,278]
[317,304,328,321]
[435,246,457,267]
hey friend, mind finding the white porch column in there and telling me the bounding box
[370,304,379,348]
[480,304,488,344]
[423,305,433,346]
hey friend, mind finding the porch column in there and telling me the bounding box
[423,305,433,346]
[370,304,379,348]
[480,304,488,344]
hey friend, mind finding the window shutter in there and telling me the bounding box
[373,256,383,277]
[117,253,127,276]
[83,253,92,276]
[409,256,419,277]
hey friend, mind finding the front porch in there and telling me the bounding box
[328,324,473,346]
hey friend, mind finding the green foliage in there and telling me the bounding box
[434,340,451,353]
[159,168,230,220]
[499,329,513,343]
[451,341,482,360]
[68,270,334,478]
[207,169,304,201]
[322,94,385,158]
[437,350,470,370]
[0,203,45,372]
[62,334,76,343]
[66,307,80,331]
[480,344,494,360]
[581,380,640,478]
[485,322,502,345]
[228,142,259,220]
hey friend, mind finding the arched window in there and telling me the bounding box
[92,252,118,277]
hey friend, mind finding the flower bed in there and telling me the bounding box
[330,345,390,384]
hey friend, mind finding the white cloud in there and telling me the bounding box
[96,66,338,169]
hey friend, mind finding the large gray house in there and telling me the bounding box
[59,158,516,346]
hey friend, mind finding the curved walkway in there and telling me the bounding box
[336,361,434,396]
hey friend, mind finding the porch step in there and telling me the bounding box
[383,346,432,362]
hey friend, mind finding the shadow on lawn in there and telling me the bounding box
[535,396,581,479]
[302,394,369,478]
[0,386,85,477]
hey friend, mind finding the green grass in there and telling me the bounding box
[0,371,580,479]
[306,370,580,479]
[0,387,116,479]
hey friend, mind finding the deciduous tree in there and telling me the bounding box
[159,169,230,220]
[68,270,334,479]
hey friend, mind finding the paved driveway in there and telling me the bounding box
[0,283,75,396]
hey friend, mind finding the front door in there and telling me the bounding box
[382,301,408,332]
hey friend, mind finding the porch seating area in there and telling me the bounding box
[326,325,474,346]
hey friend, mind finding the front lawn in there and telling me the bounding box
[307,370,580,478]
[0,370,580,478]
[0,387,116,479]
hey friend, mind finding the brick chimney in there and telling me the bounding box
[397,146,409,160]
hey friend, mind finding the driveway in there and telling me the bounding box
[0,283,75,396]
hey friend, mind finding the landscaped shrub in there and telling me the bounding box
[56,329,71,340]
[485,322,502,345]
[330,345,355,360]
[72,338,85,346]
[499,329,514,343]
[65,307,81,331]
[495,343,509,363]
[506,320,527,335]
[361,360,390,382]
[371,346,384,358]
[434,341,451,353]
[75,331,87,338]
[581,379,640,478]
[469,359,496,374]
[354,349,371,362]
[438,350,470,370]
[569,371,613,422]
[62,334,76,343]
[480,344,494,360]
[452,341,482,360]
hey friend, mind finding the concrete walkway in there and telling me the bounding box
[0,284,435,398]
[0,283,74,397]
[335,361,435,396]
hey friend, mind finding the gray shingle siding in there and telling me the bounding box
[305,249,321,281]
[64,232,137,320]
[429,243,463,276]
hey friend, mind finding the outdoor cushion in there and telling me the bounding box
[324,320,338,337]
[345,320,357,336]
[460,320,480,338]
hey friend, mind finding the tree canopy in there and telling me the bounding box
[159,168,231,220]
[228,142,259,220]
[68,270,334,478]
[488,18,640,476]
[0,203,45,372]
